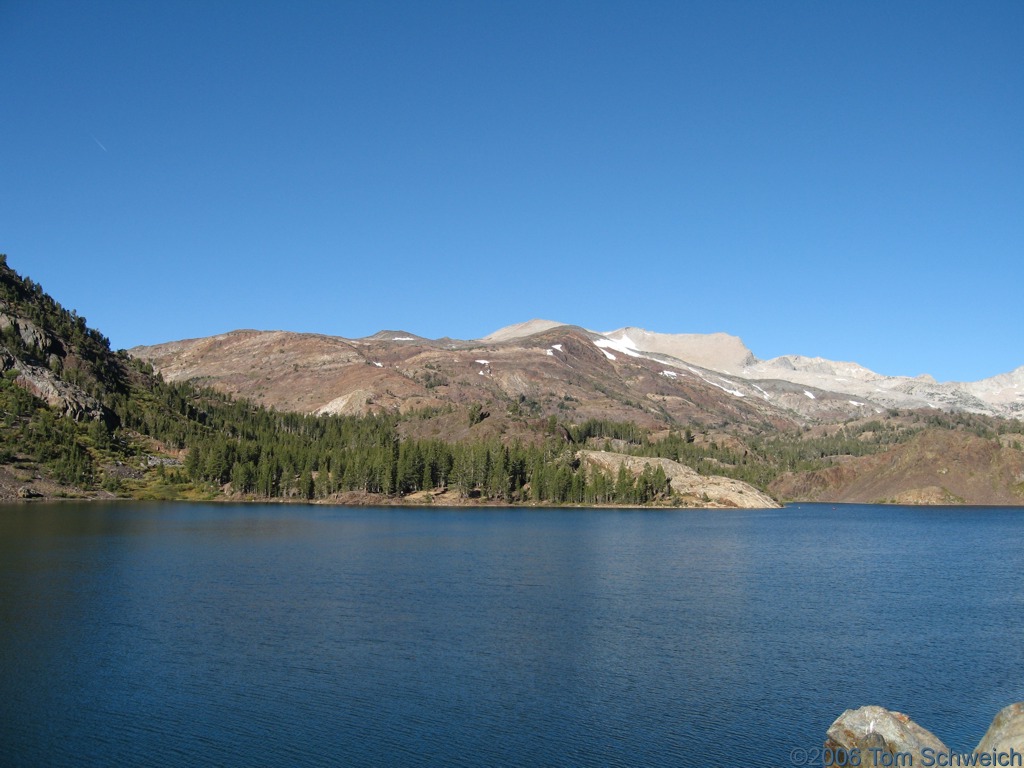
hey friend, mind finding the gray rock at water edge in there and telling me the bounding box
[826,704,1024,765]
[825,705,947,765]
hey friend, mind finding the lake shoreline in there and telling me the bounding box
[9,489,1024,511]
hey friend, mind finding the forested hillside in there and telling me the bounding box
[2,255,1023,506]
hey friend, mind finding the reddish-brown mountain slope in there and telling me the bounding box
[132,326,816,432]
[769,429,1024,505]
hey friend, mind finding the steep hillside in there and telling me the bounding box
[0,256,136,498]
[0,262,124,424]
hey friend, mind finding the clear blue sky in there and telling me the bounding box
[2,1,1021,382]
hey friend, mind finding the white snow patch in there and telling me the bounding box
[751,384,772,400]
[392,336,415,341]
[660,370,678,378]
[704,382,743,397]
[804,391,816,400]
[594,338,642,358]
[849,400,864,406]
[475,360,490,365]
[479,370,486,376]
[681,365,744,397]
[546,349,554,356]
[613,332,639,350]
[373,362,383,368]
[715,377,745,396]
[552,344,563,352]
[599,348,616,361]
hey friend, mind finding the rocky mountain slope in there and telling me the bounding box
[489,321,1024,418]
[1,295,118,424]
[744,355,1024,418]
[604,324,1024,419]
[129,325,870,429]
[0,256,141,499]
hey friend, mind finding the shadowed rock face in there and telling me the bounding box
[0,314,112,424]
[825,704,1024,765]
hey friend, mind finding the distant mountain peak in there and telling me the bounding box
[361,330,425,342]
[600,327,757,374]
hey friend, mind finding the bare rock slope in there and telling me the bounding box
[578,450,779,508]
[132,323,904,426]
[132,326,816,429]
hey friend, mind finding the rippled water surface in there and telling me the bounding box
[2,502,1023,767]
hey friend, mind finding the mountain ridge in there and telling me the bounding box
[131,324,870,427]
[132,321,1024,421]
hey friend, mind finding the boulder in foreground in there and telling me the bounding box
[825,704,1024,766]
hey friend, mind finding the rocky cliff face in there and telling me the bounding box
[0,302,111,423]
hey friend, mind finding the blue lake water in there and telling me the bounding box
[2,502,1023,767]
